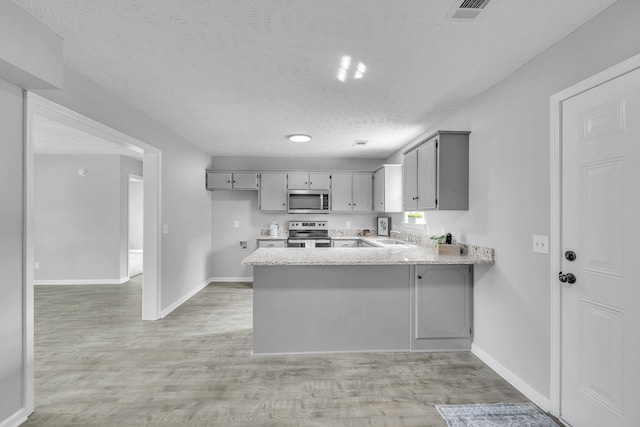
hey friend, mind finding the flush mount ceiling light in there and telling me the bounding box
[337,55,366,82]
[288,134,312,143]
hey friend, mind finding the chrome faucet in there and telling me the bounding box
[390,230,403,239]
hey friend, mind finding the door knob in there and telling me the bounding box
[565,250,577,261]
[558,272,577,284]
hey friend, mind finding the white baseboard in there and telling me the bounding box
[35,278,126,285]
[471,343,550,411]
[209,276,253,283]
[0,408,28,427]
[160,278,211,319]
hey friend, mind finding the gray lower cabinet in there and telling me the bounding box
[412,264,472,351]
[257,240,286,248]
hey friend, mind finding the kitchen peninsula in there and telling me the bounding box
[242,239,494,355]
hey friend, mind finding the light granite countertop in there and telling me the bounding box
[256,235,288,240]
[242,237,494,266]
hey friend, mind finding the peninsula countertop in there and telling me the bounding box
[242,238,494,266]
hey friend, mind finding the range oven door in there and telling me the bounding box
[287,239,331,248]
[287,190,330,214]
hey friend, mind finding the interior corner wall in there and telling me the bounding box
[119,156,143,280]
[34,66,213,311]
[34,154,122,282]
[385,0,640,404]
[0,78,24,423]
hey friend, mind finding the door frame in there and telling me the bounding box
[127,173,144,278]
[23,93,163,414]
[549,51,640,419]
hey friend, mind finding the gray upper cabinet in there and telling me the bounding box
[259,173,287,211]
[206,171,258,190]
[412,264,472,351]
[403,131,469,211]
[331,173,373,212]
[287,172,331,190]
[373,164,403,213]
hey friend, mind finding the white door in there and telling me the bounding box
[560,67,640,427]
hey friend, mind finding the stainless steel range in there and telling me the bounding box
[287,221,331,248]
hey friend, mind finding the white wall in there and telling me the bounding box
[34,67,213,311]
[0,76,25,426]
[385,0,640,405]
[128,180,144,251]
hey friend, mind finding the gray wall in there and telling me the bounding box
[35,66,213,311]
[128,180,144,251]
[34,154,120,281]
[385,0,640,403]
[0,76,24,424]
[34,154,142,282]
[210,156,383,172]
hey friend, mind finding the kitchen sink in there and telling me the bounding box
[376,239,413,246]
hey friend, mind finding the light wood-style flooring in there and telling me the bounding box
[25,276,531,426]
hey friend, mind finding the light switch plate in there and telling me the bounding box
[533,235,549,254]
[233,220,240,228]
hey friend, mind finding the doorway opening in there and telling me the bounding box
[23,93,162,414]
[128,174,144,278]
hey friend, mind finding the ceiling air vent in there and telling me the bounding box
[353,139,368,147]
[448,0,492,20]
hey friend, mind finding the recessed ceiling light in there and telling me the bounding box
[288,134,312,143]
[337,55,367,82]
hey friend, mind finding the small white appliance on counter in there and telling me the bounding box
[269,221,279,236]
[287,221,331,248]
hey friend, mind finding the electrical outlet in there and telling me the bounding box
[239,241,248,250]
[346,221,351,229]
[162,224,169,234]
[533,235,549,254]
[35,261,39,270]
[233,220,240,228]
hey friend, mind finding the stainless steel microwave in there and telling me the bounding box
[287,190,330,214]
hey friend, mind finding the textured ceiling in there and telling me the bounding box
[33,114,143,160]
[13,0,618,158]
